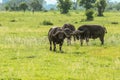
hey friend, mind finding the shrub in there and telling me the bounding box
[43,10,48,12]
[111,22,119,24]
[85,9,94,21]
[74,21,78,24]
[10,19,16,22]
[42,20,53,25]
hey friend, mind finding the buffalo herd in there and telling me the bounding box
[48,24,107,52]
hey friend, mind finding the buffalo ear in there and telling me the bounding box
[103,27,107,33]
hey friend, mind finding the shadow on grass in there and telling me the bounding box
[1,78,21,80]
[26,55,36,59]
[67,77,78,80]
[11,55,36,60]
[52,50,65,54]
[49,50,87,56]
[71,51,87,55]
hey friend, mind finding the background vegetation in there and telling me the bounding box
[0,11,120,80]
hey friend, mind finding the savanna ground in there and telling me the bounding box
[0,11,120,80]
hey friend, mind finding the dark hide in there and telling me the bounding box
[75,25,107,45]
[62,23,76,45]
[48,27,67,52]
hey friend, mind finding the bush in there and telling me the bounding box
[10,19,16,22]
[42,20,53,25]
[85,9,94,21]
[111,22,119,24]
[43,10,48,12]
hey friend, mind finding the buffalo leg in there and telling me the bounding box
[50,41,52,51]
[80,39,83,46]
[73,35,76,41]
[86,37,89,46]
[53,42,56,51]
[59,42,63,52]
[67,38,71,45]
[99,37,104,45]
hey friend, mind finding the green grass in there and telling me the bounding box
[0,11,120,80]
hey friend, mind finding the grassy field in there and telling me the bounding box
[0,11,120,80]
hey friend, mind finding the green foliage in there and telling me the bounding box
[3,0,45,12]
[4,0,27,11]
[85,9,94,21]
[80,0,96,10]
[29,0,43,11]
[43,20,53,25]
[19,2,28,12]
[106,1,120,11]
[72,0,80,10]
[57,0,72,14]
[10,19,16,22]
[79,0,96,21]
[95,0,107,16]
[111,22,119,24]
[114,2,120,11]
[4,5,9,11]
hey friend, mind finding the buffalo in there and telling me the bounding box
[73,25,107,46]
[62,23,76,45]
[48,27,71,52]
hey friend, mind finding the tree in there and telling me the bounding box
[2,0,46,12]
[80,0,96,10]
[4,0,28,11]
[7,0,17,11]
[95,0,107,16]
[19,2,28,12]
[4,5,9,11]
[57,0,72,14]
[73,0,80,10]
[85,9,94,20]
[79,0,96,21]
[29,0,43,12]
[114,2,120,11]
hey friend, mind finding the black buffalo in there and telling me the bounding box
[48,27,70,52]
[62,23,76,45]
[74,25,107,46]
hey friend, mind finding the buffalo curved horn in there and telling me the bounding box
[63,31,70,38]
[53,31,61,37]
[74,30,84,34]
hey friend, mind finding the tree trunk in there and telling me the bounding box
[98,7,103,16]
[24,9,26,13]
[32,9,35,14]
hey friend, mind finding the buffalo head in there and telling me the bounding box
[63,28,72,39]
[72,30,84,40]
[53,30,70,40]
